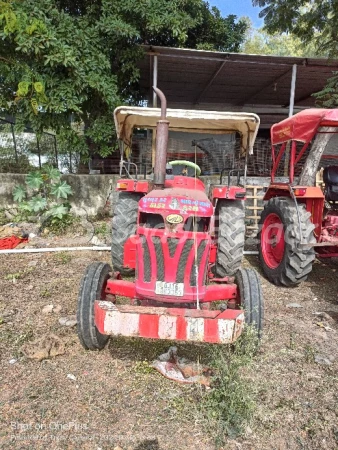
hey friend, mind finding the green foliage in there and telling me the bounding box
[253,0,336,58]
[242,18,319,57]
[252,1,338,104]
[13,185,26,202]
[199,329,258,444]
[26,171,43,189]
[0,0,247,159]
[28,195,47,212]
[46,204,69,219]
[94,221,109,238]
[50,181,72,199]
[47,213,78,234]
[313,72,338,107]
[12,165,72,224]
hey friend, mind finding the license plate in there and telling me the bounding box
[155,281,184,296]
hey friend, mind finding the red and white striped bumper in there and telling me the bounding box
[94,301,244,344]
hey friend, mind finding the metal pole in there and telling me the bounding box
[69,149,72,173]
[54,135,58,168]
[289,64,297,117]
[11,123,18,164]
[36,137,41,169]
[284,64,298,175]
[152,55,158,107]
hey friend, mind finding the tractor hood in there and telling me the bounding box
[114,107,260,154]
[139,187,213,217]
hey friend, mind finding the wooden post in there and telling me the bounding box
[245,185,265,234]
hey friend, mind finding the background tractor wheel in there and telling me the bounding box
[236,267,264,337]
[77,262,111,350]
[258,197,315,287]
[214,200,245,276]
[111,192,142,276]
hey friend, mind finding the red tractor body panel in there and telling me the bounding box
[111,175,245,309]
[210,185,246,203]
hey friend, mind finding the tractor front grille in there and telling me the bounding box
[140,234,208,287]
[176,239,194,283]
[152,236,165,281]
[141,236,152,282]
[190,240,208,286]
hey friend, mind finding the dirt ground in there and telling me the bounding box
[0,244,337,450]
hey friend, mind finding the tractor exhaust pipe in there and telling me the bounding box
[153,86,169,189]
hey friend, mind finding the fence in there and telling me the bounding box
[0,118,78,173]
[122,134,273,178]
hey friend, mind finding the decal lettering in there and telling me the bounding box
[149,202,165,209]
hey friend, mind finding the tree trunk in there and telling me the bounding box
[299,127,335,186]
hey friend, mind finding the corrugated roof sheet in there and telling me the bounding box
[137,46,338,128]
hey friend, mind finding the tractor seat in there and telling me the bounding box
[323,166,338,202]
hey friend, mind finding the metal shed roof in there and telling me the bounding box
[138,46,338,128]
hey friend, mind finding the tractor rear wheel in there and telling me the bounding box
[214,200,245,276]
[236,268,263,337]
[77,262,111,350]
[258,197,315,287]
[111,192,142,276]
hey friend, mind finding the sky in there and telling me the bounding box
[209,0,264,27]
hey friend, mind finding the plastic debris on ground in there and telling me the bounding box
[0,224,28,250]
[151,346,213,386]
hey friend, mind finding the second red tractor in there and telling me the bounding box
[258,109,338,286]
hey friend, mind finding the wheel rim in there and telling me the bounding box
[261,213,285,269]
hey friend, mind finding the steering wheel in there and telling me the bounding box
[169,160,201,176]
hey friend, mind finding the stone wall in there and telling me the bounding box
[0,173,120,217]
[0,173,270,217]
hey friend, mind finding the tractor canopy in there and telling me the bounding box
[271,109,338,145]
[114,107,260,154]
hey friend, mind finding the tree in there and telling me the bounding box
[0,0,248,160]
[252,0,338,107]
[252,0,336,56]
[241,18,318,57]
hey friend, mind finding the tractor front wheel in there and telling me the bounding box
[111,192,142,276]
[77,262,112,350]
[236,268,264,337]
[214,200,245,276]
[258,197,315,287]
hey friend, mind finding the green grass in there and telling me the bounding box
[46,214,80,235]
[94,221,109,238]
[197,328,259,445]
[53,251,72,265]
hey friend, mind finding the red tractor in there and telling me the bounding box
[77,88,263,350]
[258,109,338,287]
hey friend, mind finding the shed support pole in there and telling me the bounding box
[152,55,158,168]
[152,55,158,108]
[289,64,297,117]
[284,64,298,176]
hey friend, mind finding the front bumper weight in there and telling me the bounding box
[95,301,244,344]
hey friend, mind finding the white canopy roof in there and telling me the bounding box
[114,107,260,153]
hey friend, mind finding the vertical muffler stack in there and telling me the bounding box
[153,86,169,189]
